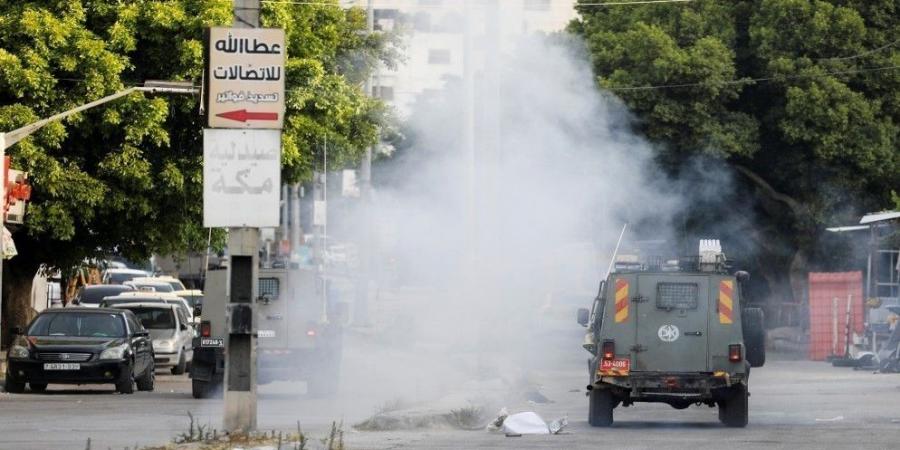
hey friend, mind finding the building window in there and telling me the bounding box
[524,0,551,11]
[428,49,451,64]
[372,85,395,101]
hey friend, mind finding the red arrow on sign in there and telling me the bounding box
[216,109,279,123]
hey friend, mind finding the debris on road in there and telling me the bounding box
[487,409,568,436]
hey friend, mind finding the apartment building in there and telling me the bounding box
[342,0,578,116]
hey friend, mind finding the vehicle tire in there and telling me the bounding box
[171,350,187,375]
[742,308,766,368]
[588,389,615,427]
[136,363,155,392]
[29,382,48,393]
[719,384,748,428]
[4,376,25,393]
[192,379,209,399]
[116,366,135,394]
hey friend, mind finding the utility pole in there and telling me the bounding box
[355,0,375,326]
[223,0,261,433]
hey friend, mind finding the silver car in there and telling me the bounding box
[111,302,194,375]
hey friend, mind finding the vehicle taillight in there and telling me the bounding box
[200,321,211,338]
[306,329,316,337]
[728,344,742,362]
[602,340,615,360]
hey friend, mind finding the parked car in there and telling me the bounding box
[101,268,150,285]
[123,279,175,293]
[71,285,135,308]
[3,308,155,394]
[144,275,187,292]
[101,292,194,323]
[173,289,204,315]
[110,303,194,375]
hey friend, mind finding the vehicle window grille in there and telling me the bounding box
[657,283,698,310]
[259,278,280,299]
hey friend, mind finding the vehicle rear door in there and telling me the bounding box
[634,275,710,372]
[257,271,287,349]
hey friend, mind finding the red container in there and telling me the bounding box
[807,272,865,361]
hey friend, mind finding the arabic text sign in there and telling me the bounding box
[203,129,281,227]
[207,27,285,129]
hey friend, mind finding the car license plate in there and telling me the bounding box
[598,358,630,376]
[43,363,80,371]
[200,338,224,348]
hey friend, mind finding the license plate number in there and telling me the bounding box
[599,359,630,375]
[200,338,224,347]
[43,363,80,371]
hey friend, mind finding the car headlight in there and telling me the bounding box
[153,339,176,352]
[99,344,129,360]
[9,345,29,359]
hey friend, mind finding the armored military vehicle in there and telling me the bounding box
[577,240,765,427]
[189,266,343,398]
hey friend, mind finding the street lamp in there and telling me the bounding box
[0,81,199,351]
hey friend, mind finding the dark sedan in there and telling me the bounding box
[4,308,155,394]
[71,284,135,307]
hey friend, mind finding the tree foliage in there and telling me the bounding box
[572,0,899,308]
[0,0,393,337]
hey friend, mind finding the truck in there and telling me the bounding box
[577,241,765,427]
[189,266,343,398]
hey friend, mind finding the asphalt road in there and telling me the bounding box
[2,341,900,449]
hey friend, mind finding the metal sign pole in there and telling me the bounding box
[222,0,262,433]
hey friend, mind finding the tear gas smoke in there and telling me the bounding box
[320,34,685,416]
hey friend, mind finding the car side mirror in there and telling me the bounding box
[577,308,590,327]
[735,271,751,283]
[180,323,188,331]
[194,306,202,317]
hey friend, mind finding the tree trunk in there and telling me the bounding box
[2,258,39,349]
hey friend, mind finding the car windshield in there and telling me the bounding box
[109,272,144,284]
[78,286,134,305]
[125,308,175,330]
[167,280,186,291]
[28,313,126,338]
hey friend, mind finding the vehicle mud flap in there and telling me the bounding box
[588,388,616,427]
[718,383,748,428]
[191,361,212,382]
[742,308,766,367]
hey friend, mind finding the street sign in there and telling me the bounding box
[203,129,281,227]
[206,27,285,129]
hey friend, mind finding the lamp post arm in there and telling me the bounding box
[3,86,198,150]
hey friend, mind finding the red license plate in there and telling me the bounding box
[599,358,630,375]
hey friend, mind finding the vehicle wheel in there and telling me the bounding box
[588,389,615,427]
[4,376,25,393]
[29,382,48,393]
[742,308,766,368]
[116,367,135,394]
[192,379,209,399]
[719,384,748,428]
[136,363,155,392]
[171,350,187,375]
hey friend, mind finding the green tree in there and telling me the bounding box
[572,0,899,316]
[0,0,393,345]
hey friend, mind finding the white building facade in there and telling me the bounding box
[342,0,577,116]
